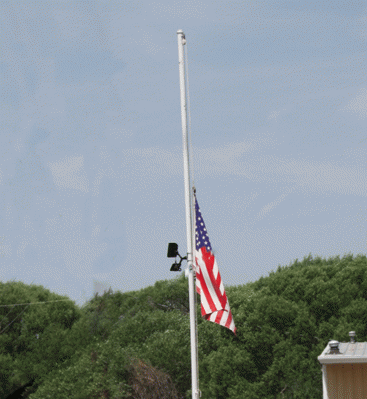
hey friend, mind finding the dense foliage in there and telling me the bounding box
[1,251,367,398]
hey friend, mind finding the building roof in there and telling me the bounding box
[318,341,367,364]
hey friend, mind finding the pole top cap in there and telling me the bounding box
[177,29,185,35]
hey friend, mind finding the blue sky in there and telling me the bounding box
[0,0,366,309]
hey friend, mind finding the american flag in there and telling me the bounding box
[193,192,236,335]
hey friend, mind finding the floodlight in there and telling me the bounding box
[167,243,178,258]
[167,242,187,272]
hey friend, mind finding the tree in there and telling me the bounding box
[0,279,82,397]
[4,253,367,398]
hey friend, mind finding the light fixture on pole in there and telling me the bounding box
[167,242,187,272]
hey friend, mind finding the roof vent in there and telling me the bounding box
[349,331,356,344]
[328,340,341,354]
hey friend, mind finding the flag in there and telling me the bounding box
[193,192,236,335]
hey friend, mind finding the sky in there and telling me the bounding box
[0,0,366,309]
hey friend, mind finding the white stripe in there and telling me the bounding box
[212,255,219,280]
[195,250,212,316]
[213,257,225,296]
[208,312,217,322]
[207,307,235,333]
[195,248,236,333]
[220,310,229,326]
[196,250,223,312]
[196,279,201,295]
[219,308,236,333]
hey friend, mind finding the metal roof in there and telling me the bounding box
[318,341,367,364]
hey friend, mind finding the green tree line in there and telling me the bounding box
[1,251,367,398]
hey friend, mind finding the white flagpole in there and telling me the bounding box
[177,29,200,399]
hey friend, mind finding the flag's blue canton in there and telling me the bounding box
[195,195,212,253]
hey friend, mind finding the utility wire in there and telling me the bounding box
[0,304,31,335]
[0,299,74,335]
[0,299,74,307]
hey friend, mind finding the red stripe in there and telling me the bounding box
[196,248,218,314]
[194,256,201,295]
[224,310,232,329]
[195,245,236,334]
[200,247,227,310]
[215,310,223,324]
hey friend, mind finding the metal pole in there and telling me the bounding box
[177,29,199,399]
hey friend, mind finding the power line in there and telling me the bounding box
[0,304,31,334]
[0,299,75,335]
[0,299,74,307]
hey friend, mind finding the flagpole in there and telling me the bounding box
[177,29,200,399]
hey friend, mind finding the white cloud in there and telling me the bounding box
[192,140,260,177]
[341,87,367,119]
[0,236,11,258]
[63,236,107,279]
[119,138,367,199]
[148,0,209,20]
[354,7,367,39]
[49,155,89,192]
[119,146,183,179]
[256,187,294,222]
[268,108,287,120]
[43,205,107,279]
[93,280,111,296]
[52,9,83,41]
[246,155,367,197]
[17,240,29,258]
[14,138,23,153]
[191,138,367,198]
[92,225,101,238]
[92,146,117,197]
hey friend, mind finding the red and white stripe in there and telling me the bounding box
[194,245,236,335]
